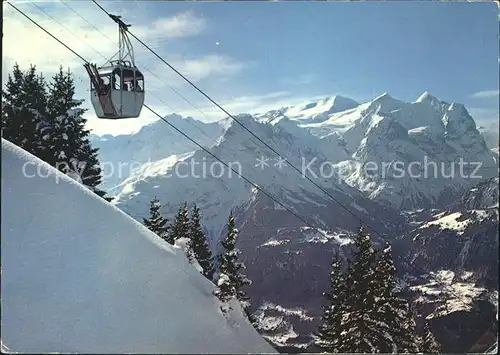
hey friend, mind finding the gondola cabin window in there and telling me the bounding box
[102,75,111,93]
[112,69,122,91]
[122,69,144,92]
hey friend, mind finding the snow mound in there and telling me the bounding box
[0,138,276,354]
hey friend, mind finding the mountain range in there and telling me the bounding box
[90,91,497,234]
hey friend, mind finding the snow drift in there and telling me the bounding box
[0,138,276,354]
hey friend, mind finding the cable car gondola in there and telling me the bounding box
[83,14,144,119]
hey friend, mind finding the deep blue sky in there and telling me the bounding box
[141,1,499,103]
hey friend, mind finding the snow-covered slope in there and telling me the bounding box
[0,138,276,354]
[254,95,360,124]
[394,177,498,337]
[89,114,227,192]
[405,269,497,353]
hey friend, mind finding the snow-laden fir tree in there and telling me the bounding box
[420,321,441,353]
[2,63,26,143]
[372,243,420,353]
[215,212,251,312]
[42,66,78,166]
[1,63,49,157]
[143,197,169,242]
[339,226,382,353]
[44,66,110,201]
[189,204,215,281]
[169,202,191,247]
[400,303,422,353]
[317,227,421,353]
[314,250,347,353]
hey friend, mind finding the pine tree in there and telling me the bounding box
[315,227,422,353]
[1,63,49,156]
[403,311,421,351]
[338,226,382,353]
[215,212,251,312]
[169,202,190,245]
[143,197,169,241]
[314,250,347,352]
[189,204,215,281]
[372,243,420,353]
[44,66,110,201]
[398,303,421,353]
[420,321,441,353]
[2,63,25,142]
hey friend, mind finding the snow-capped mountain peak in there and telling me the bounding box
[294,95,359,116]
[373,92,392,101]
[443,103,480,140]
[363,92,406,115]
[415,91,450,113]
[254,94,360,125]
[322,95,360,114]
[416,91,439,104]
[90,115,228,191]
